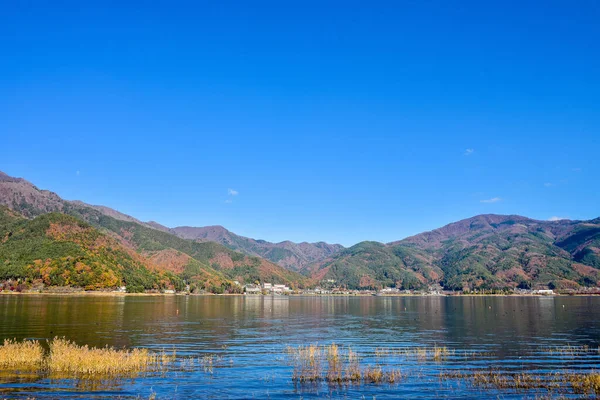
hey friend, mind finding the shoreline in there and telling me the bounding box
[1,291,598,297]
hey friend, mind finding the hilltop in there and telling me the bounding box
[307,214,600,291]
[2,170,599,293]
[166,225,343,271]
[0,172,305,292]
[0,206,183,292]
[0,171,341,272]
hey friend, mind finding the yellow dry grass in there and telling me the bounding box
[363,365,383,383]
[345,348,361,382]
[48,338,173,376]
[287,344,322,382]
[441,369,600,396]
[287,343,402,385]
[0,339,44,370]
[326,343,342,382]
[0,337,174,378]
[567,372,600,395]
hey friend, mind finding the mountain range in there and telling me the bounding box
[306,214,600,291]
[0,171,342,270]
[0,171,305,292]
[1,170,599,292]
[151,223,343,272]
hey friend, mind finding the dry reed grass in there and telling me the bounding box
[345,348,361,382]
[48,338,173,376]
[0,337,175,378]
[567,372,600,395]
[287,344,322,382]
[287,343,402,385]
[440,369,600,396]
[0,339,44,370]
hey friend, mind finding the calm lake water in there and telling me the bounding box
[1,295,599,399]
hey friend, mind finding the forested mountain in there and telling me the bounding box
[167,225,343,271]
[0,207,184,292]
[0,171,339,272]
[2,171,599,293]
[307,215,600,291]
[0,172,305,291]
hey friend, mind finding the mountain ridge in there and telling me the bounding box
[1,170,599,292]
[0,171,342,271]
[0,171,306,291]
[167,225,344,271]
[308,214,600,291]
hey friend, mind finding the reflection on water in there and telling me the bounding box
[1,295,599,398]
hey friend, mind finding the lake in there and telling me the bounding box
[1,295,599,399]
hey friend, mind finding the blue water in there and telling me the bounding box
[0,295,599,398]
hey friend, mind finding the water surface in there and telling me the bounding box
[1,295,599,398]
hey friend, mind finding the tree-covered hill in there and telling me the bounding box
[0,207,182,292]
[308,215,600,291]
[2,171,598,292]
[303,241,441,290]
[169,225,343,271]
[0,172,306,291]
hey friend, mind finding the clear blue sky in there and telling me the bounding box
[1,1,599,246]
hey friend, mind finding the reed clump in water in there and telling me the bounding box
[441,370,562,391]
[0,339,44,370]
[0,337,175,378]
[432,345,450,362]
[345,348,361,382]
[48,338,174,376]
[440,369,600,396]
[287,343,402,385]
[326,343,342,382]
[363,365,383,383]
[568,372,600,395]
[287,344,322,382]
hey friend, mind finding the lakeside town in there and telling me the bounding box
[4,278,599,296]
[240,281,600,296]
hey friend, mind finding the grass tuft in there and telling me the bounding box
[0,337,174,379]
[287,343,402,385]
[440,369,600,396]
[0,339,44,370]
[48,338,174,376]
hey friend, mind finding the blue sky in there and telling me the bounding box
[1,1,599,246]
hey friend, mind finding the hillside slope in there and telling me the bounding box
[308,215,600,291]
[0,172,305,289]
[169,225,343,271]
[0,207,183,292]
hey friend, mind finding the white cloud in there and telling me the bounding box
[548,216,568,221]
[224,199,233,204]
[228,188,239,196]
[480,197,502,204]
[464,148,474,156]
[544,182,553,187]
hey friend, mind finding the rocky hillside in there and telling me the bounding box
[0,171,341,272]
[0,172,305,290]
[3,170,598,292]
[307,214,600,291]
[0,171,65,217]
